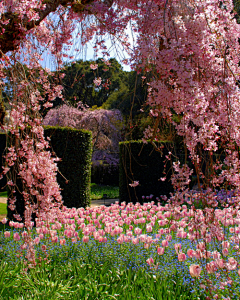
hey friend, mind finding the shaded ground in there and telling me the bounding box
[0,198,118,221]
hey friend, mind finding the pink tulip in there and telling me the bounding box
[134,227,142,235]
[158,228,164,235]
[227,257,238,271]
[52,236,58,243]
[157,247,164,255]
[144,243,150,249]
[206,261,217,274]
[146,224,152,232]
[166,234,172,241]
[1,218,7,224]
[132,237,139,245]
[197,242,205,251]
[34,237,40,245]
[222,241,230,249]
[162,239,168,247]
[139,234,147,243]
[60,239,66,245]
[82,235,89,243]
[189,264,201,277]
[4,231,10,238]
[174,243,182,253]
[146,236,153,243]
[178,252,186,262]
[146,257,154,266]
[41,245,47,251]
[13,232,20,241]
[212,251,221,259]
[215,259,224,269]
[117,235,124,244]
[222,248,229,256]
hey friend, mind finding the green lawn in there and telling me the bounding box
[91,183,119,200]
[0,191,7,198]
[0,203,7,215]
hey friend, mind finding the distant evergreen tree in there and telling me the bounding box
[60,58,129,108]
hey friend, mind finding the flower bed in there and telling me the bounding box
[1,190,240,299]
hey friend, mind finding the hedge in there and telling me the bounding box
[119,140,177,204]
[1,126,92,222]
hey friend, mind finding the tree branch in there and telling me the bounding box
[0,0,113,56]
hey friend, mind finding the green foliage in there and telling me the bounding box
[59,58,152,140]
[119,140,178,204]
[0,203,6,215]
[0,191,7,198]
[102,71,150,140]
[61,58,129,108]
[43,126,92,209]
[91,163,119,186]
[233,0,240,23]
[90,183,119,200]
[0,260,204,300]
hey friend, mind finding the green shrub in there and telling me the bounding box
[43,126,92,209]
[119,140,177,204]
[91,163,119,186]
[119,140,230,205]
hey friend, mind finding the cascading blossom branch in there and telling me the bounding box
[0,60,65,266]
[133,0,240,196]
[0,1,240,297]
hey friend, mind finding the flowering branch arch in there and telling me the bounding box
[0,0,240,295]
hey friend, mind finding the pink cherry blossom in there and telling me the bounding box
[93,77,102,86]
[129,181,139,188]
[90,64,98,70]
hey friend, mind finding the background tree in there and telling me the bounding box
[42,103,123,166]
[61,58,128,108]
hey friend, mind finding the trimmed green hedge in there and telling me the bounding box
[91,163,119,186]
[2,126,92,222]
[119,140,229,205]
[43,126,92,209]
[119,140,178,204]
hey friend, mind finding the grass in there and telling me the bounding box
[0,259,203,300]
[90,183,119,200]
[0,185,118,202]
[0,226,205,300]
[0,203,7,215]
[0,191,7,198]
